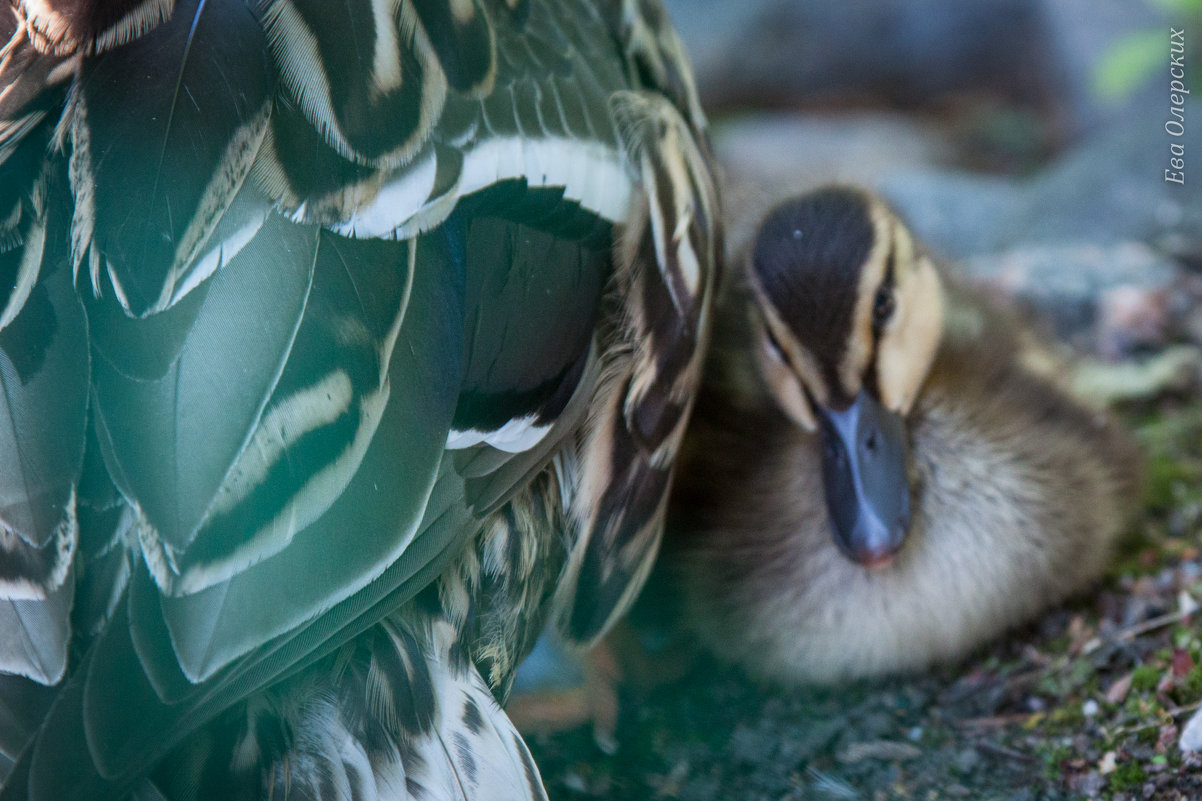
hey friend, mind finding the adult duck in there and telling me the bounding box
[0,1,719,797]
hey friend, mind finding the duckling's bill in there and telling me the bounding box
[818,389,911,567]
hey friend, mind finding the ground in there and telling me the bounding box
[525,405,1202,800]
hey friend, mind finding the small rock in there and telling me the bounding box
[953,746,981,774]
[1158,724,1179,754]
[562,772,589,794]
[1180,591,1200,618]
[1073,770,1107,797]
[955,241,1181,351]
[835,739,923,764]
[1106,673,1134,705]
[1179,707,1202,752]
[1172,649,1195,678]
[1095,284,1171,359]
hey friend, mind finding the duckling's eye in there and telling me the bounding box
[872,286,896,332]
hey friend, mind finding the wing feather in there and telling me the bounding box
[0,198,88,684]
[89,213,317,578]
[69,0,273,316]
[263,0,447,168]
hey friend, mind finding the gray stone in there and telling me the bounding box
[662,0,1053,112]
[835,739,923,764]
[714,112,955,256]
[1180,706,1202,752]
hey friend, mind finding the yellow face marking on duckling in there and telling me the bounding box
[875,249,943,414]
[852,206,945,415]
[750,307,819,430]
[837,199,896,400]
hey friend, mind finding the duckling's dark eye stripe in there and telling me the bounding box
[863,234,898,399]
[871,237,897,339]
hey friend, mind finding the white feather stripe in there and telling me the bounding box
[370,747,408,801]
[64,84,100,296]
[0,487,77,601]
[0,554,73,684]
[330,149,438,238]
[141,238,415,598]
[445,417,551,454]
[331,136,635,240]
[0,113,41,177]
[264,0,446,169]
[284,712,360,800]
[168,199,268,308]
[157,107,272,310]
[370,0,405,95]
[615,90,716,323]
[0,204,43,331]
[209,370,355,517]
[336,730,378,800]
[141,381,390,597]
[655,123,702,295]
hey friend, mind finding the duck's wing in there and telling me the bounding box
[555,8,721,644]
[0,1,713,798]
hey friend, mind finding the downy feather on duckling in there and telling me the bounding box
[670,186,1139,684]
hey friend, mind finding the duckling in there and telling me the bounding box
[669,186,1139,684]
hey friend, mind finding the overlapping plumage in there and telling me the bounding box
[0,1,719,797]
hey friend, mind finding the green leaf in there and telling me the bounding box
[1093,29,1164,103]
[1149,0,1202,14]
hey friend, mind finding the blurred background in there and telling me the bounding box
[523,2,1202,800]
[673,0,1202,362]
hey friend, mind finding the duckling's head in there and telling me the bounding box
[746,187,944,567]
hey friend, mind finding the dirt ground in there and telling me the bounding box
[526,405,1202,800]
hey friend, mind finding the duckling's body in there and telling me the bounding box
[671,188,1138,684]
